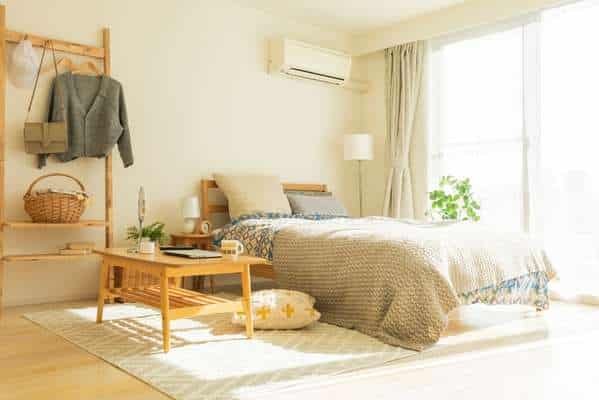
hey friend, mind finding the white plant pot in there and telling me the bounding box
[139,239,156,254]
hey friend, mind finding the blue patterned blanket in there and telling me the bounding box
[214,213,346,260]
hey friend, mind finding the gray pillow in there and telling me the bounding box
[286,193,347,216]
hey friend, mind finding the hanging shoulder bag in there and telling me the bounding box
[23,40,68,155]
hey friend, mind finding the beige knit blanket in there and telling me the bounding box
[272,218,555,351]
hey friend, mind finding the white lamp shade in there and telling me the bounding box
[344,134,373,161]
[181,196,200,218]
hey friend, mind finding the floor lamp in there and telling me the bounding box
[344,133,373,217]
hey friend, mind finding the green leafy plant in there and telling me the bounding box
[126,222,169,244]
[428,176,481,221]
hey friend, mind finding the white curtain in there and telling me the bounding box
[383,41,429,219]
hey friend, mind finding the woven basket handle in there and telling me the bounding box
[25,173,86,196]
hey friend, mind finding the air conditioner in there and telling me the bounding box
[268,38,352,87]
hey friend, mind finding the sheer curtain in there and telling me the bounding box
[536,0,599,295]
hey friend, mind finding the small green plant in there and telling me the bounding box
[126,222,169,244]
[428,176,481,221]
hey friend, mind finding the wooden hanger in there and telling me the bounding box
[41,56,101,75]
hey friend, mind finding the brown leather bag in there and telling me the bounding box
[23,40,68,155]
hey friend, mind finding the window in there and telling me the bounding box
[431,22,528,232]
[431,1,599,290]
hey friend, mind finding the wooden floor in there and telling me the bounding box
[0,302,168,400]
[1,301,599,400]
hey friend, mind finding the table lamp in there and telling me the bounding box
[181,196,200,233]
[344,133,373,217]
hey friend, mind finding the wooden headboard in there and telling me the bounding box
[200,179,328,223]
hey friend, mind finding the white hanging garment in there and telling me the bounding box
[9,39,39,89]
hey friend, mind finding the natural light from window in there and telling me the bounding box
[431,0,599,291]
[431,25,524,232]
[540,0,599,288]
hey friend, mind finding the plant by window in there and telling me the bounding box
[428,176,481,221]
[126,221,169,244]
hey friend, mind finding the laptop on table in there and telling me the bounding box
[162,249,223,259]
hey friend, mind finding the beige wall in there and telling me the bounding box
[353,53,386,216]
[3,0,362,306]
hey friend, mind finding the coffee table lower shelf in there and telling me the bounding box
[107,286,242,320]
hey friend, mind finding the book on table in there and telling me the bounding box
[66,241,95,250]
[59,248,92,255]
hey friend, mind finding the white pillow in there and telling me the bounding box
[214,174,291,220]
[232,289,321,330]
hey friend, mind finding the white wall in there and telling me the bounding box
[3,0,362,306]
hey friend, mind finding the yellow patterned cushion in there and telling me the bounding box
[232,289,321,330]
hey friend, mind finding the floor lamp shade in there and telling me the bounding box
[344,134,373,161]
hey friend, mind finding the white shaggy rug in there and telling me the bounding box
[23,301,599,400]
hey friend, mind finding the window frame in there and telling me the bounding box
[429,14,541,232]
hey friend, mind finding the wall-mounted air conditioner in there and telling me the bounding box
[268,38,366,92]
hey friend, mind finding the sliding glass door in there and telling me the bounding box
[538,1,599,288]
[431,1,599,289]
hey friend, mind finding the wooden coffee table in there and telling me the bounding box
[94,248,266,352]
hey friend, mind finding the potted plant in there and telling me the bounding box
[126,222,169,253]
[428,176,481,222]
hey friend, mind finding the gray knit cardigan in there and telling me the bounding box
[40,72,133,168]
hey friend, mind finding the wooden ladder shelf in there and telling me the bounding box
[0,4,115,316]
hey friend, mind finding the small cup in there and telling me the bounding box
[220,239,244,256]
[199,220,212,234]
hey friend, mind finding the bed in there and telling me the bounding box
[200,179,329,279]
[201,178,557,350]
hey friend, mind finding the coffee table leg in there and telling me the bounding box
[160,272,171,352]
[96,261,110,323]
[241,264,254,338]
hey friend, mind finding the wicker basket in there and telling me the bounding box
[23,173,88,223]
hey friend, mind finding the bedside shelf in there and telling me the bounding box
[3,253,98,262]
[3,220,107,229]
